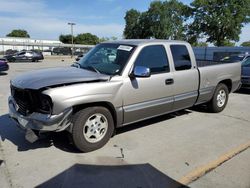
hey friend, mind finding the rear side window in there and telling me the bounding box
[18,52,25,55]
[170,45,192,71]
[134,45,169,74]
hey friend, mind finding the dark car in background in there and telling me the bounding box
[5,49,18,56]
[52,47,72,55]
[241,58,250,89]
[0,58,9,72]
[4,51,44,62]
[221,54,250,63]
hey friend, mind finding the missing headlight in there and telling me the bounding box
[36,94,53,114]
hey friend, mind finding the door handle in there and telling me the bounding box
[165,78,174,85]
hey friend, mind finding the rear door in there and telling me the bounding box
[169,44,199,111]
[122,45,174,124]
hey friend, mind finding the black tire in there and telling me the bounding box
[71,106,114,152]
[207,83,229,113]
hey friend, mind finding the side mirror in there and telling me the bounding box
[130,66,151,78]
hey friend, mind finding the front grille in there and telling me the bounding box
[11,85,32,116]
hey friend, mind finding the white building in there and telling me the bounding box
[0,37,62,52]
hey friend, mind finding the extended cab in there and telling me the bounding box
[8,40,241,152]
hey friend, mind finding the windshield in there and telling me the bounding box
[242,58,250,67]
[78,43,136,75]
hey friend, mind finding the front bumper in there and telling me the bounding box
[8,96,72,132]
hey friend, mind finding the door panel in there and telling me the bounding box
[122,73,174,124]
[172,68,199,110]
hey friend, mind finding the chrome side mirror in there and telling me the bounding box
[130,66,151,78]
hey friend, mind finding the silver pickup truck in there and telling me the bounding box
[9,40,241,152]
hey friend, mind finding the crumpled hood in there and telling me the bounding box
[11,67,110,89]
[242,66,250,77]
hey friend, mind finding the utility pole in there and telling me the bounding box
[68,22,76,58]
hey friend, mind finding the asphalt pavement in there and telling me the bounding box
[0,57,249,188]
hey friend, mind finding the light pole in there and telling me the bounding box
[68,22,76,58]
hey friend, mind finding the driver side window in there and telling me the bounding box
[134,45,169,74]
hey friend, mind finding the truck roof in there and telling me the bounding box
[104,39,188,46]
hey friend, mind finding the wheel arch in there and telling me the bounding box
[72,102,118,129]
[218,79,232,93]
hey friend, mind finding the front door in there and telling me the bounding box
[122,45,174,124]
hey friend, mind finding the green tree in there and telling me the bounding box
[221,40,235,47]
[59,34,74,44]
[124,9,142,39]
[6,29,30,38]
[136,11,153,38]
[192,41,208,47]
[110,36,118,41]
[147,1,167,39]
[124,0,190,40]
[99,37,109,43]
[148,0,190,40]
[75,33,99,45]
[189,0,250,46]
[241,41,250,47]
[99,36,118,43]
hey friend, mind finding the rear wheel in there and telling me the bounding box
[71,106,114,152]
[207,83,229,113]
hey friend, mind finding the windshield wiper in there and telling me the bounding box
[84,65,100,74]
[73,63,104,75]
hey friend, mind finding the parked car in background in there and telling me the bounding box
[0,58,9,72]
[5,49,18,56]
[221,53,250,62]
[4,51,44,62]
[52,47,72,55]
[241,58,250,89]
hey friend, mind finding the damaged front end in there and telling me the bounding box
[8,85,72,142]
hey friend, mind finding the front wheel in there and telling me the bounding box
[207,83,229,113]
[71,107,114,152]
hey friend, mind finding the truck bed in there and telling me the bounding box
[196,60,238,67]
[195,61,241,105]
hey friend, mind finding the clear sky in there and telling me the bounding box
[0,0,249,44]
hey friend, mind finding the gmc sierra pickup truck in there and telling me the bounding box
[9,40,241,152]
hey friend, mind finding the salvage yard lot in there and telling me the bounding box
[0,58,250,188]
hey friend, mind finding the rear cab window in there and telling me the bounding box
[170,45,192,71]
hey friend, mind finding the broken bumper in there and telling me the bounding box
[8,96,72,132]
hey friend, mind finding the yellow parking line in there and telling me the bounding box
[179,141,250,185]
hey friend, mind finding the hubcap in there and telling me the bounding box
[83,113,108,143]
[216,89,226,107]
